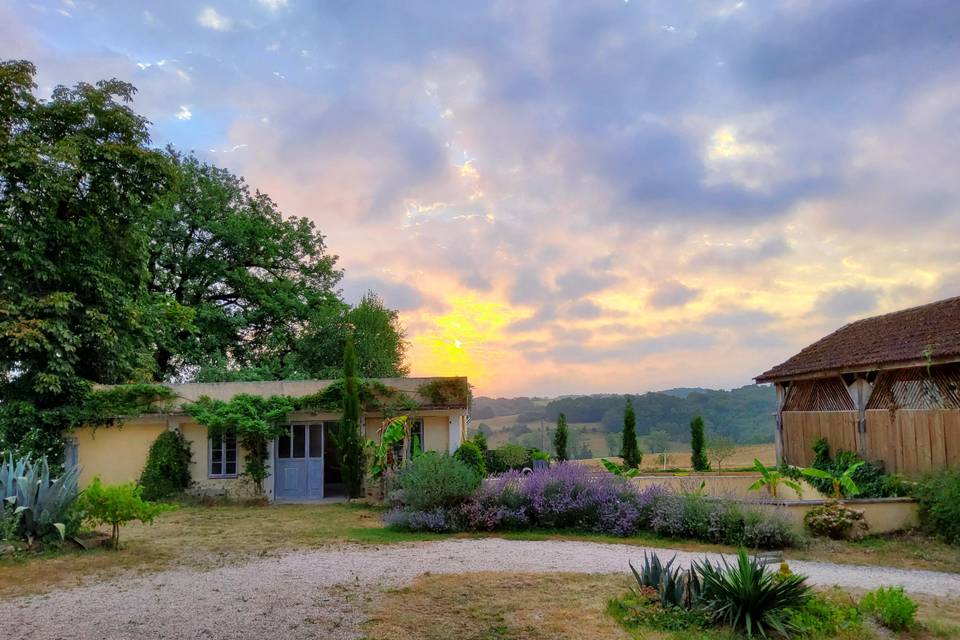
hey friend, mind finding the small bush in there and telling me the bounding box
[496,443,530,470]
[696,548,811,637]
[453,441,486,477]
[786,589,864,638]
[914,468,960,544]
[804,500,867,540]
[74,477,170,550]
[860,586,917,631]
[796,440,910,498]
[0,502,21,542]
[649,493,799,549]
[139,429,193,501]
[394,453,481,512]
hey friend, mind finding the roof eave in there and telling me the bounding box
[755,353,960,384]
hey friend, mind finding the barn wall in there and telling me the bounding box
[781,411,858,467]
[865,409,960,475]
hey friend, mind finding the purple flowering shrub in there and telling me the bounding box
[385,463,799,548]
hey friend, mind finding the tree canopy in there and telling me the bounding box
[0,60,408,460]
[0,60,171,459]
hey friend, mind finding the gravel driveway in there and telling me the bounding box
[4,538,960,640]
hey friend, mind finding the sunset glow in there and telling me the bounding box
[9,1,958,396]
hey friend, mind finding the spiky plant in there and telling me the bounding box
[695,548,810,638]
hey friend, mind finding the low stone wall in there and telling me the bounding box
[629,474,919,535]
[770,498,919,535]
[631,474,815,500]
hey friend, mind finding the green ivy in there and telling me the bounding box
[182,394,295,495]
[417,378,472,407]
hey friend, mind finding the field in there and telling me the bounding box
[475,414,775,469]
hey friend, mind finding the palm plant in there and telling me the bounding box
[695,548,810,638]
[802,460,864,499]
[601,458,640,478]
[748,459,803,499]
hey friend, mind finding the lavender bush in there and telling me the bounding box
[386,463,799,548]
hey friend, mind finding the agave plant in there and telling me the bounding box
[0,452,80,544]
[695,548,810,638]
[629,551,702,609]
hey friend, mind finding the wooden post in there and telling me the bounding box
[845,375,874,459]
[774,383,788,465]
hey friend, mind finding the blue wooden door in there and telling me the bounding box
[275,424,324,500]
[276,424,307,499]
[307,424,324,499]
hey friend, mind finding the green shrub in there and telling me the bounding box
[0,502,20,542]
[139,430,193,501]
[74,477,170,549]
[395,453,481,511]
[914,468,960,544]
[471,430,488,452]
[798,439,910,498]
[860,586,917,631]
[786,589,864,638]
[695,548,811,637]
[486,443,530,473]
[453,441,486,476]
[804,499,868,540]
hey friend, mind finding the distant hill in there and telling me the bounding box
[658,387,712,399]
[472,385,776,446]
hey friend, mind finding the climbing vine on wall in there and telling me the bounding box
[181,394,294,495]
[71,384,176,429]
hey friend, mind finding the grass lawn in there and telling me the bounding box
[362,572,960,640]
[2,501,959,599]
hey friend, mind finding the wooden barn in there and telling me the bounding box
[755,296,960,475]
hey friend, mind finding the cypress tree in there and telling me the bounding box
[690,415,709,471]
[621,398,641,468]
[335,335,366,498]
[553,412,569,461]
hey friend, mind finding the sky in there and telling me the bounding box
[5,1,960,397]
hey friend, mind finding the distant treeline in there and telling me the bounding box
[472,386,776,444]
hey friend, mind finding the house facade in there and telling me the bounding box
[755,296,960,475]
[68,377,470,501]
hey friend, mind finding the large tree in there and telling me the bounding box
[0,60,171,459]
[145,151,343,381]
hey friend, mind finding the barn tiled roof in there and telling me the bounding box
[756,296,960,383]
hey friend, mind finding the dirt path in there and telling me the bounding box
[3,538,959,640]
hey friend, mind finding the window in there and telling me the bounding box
[392,419,424,462]
[209,430,238,478]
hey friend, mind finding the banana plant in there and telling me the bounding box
[802,461,864,499]
[747,459,803,499]
[600,458,640,478]
[368,415,423,480]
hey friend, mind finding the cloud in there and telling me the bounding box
[814,286,880,319]
[340,276,429,312]
[686,237,791,272]
[9,0,960,395]
[175,105,192,120]
[197,7,232,31]
[567,300,604,319]
[648,281,701,309]
[555,268,622,298]
[538,332,716,364]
